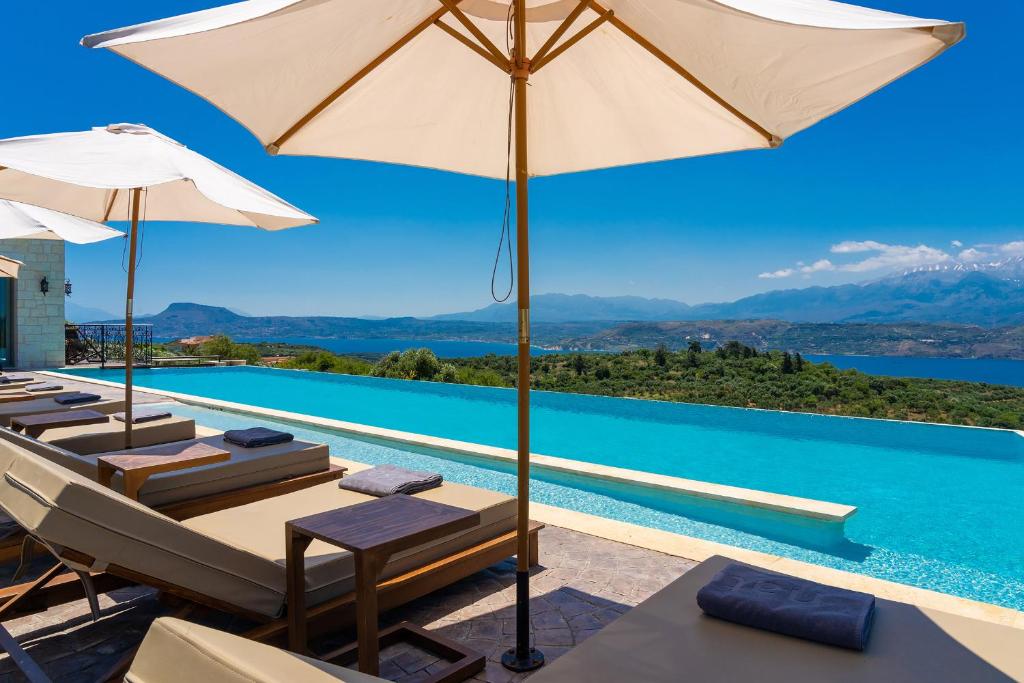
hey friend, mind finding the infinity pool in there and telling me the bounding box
[60,366,1024,610]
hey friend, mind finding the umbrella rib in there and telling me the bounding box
[437,0,509,66]
[531,8,614,74]
[530,0,591,67]
[588,0,778,145]
[435,20,511,72]
[101,188,120,223]
[268,4,460,153]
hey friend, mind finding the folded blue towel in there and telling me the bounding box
[53,392,102,406]
[27,383,62,393]
[696,563,875,651]
[223,427,294,448]
[0,376,30,384]
[339,464,443,497]
[113,407,172,424]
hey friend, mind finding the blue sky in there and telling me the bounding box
[4,1,1021,318]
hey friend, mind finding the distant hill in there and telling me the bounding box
[432,293,691,323]
[99,302,606,344]
[431,260,1024,327]
[686,258,1024,326]
[66,302,117,323]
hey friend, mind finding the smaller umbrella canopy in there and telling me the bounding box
[0,255,24,279]
[0,124,316,229]
[0,199,125,244]
[0,123,317,445]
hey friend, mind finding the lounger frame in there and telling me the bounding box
[0,521,543,680]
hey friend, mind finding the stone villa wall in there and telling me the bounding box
[0,238,65,369]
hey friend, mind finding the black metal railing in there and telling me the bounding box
[65,323,153,368]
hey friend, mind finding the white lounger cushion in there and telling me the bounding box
[128,618,385,683]
[41,415,196,455]
[0,439,516,617]
[183,479,517,604]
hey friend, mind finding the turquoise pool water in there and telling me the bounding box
[60,366,1024,610]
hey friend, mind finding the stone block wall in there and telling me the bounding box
[0,238,65,369]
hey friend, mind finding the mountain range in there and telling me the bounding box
[436,258,1024,327]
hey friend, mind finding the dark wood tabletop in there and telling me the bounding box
[11,409,109,437]
[97,441,231,501]
[286,494,480,558]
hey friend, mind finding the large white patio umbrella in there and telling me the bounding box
[84,0,963,671]
[0,124,316,445]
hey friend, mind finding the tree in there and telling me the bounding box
[595,365,611,380]
[688,340,703,354]
[571,354,587,376]
[654,344,669,366]
[782,351,795,374]
[794,352,804,372]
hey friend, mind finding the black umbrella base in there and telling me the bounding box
[501,647,545,672]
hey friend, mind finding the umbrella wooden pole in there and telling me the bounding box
[123,188,142,449]
[503,0,544,672]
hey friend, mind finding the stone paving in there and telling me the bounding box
[0,526,695,682]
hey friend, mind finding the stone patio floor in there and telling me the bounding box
[0,526,695,682]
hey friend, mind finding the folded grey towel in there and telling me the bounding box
[113,407,172,424]
[27,383,62,393]
[223,427,294,448]
[697,563,875,651]
[54,392,102,405]
[339,464,443,497]
[0,376,30,384]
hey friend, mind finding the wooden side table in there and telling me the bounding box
[97,441,230,501]
[11,409,109,438]
[286,494,484,682]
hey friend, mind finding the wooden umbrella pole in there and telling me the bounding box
[503,0,544,672]
[123,188,142,449]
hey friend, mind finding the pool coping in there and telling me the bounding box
[42,370,856,523]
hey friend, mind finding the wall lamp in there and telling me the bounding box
[40,277,49,295]
[64,279,72,296]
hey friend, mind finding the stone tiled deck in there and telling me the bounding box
[0,526,695,682]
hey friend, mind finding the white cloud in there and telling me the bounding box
[800,259,835,275]
[951,240,963,248]
[830,240,887,254]
[999,240,1024,256]
[758,268,796,279]
[958,248,987,262]
[828,241,951,272]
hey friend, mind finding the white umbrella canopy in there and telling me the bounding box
[83,0,963,178]
[83,0,962,673]
[0,124,316,229]
[0,199,125,244]
[0,123,317,444]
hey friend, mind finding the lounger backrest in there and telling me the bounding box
[0,439,290,617]
[0,428,96,478]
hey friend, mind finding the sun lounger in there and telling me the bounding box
[33,413,197,455]
[0,394,124,427]
[0,439,539,644]
[129,618,387,683]
[529,555,1024,683]
[0,427,332,508]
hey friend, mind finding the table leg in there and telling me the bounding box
[354,552,381,676]
[286,528,313,654]
[123,473,146,502]
[97,464,115,491]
